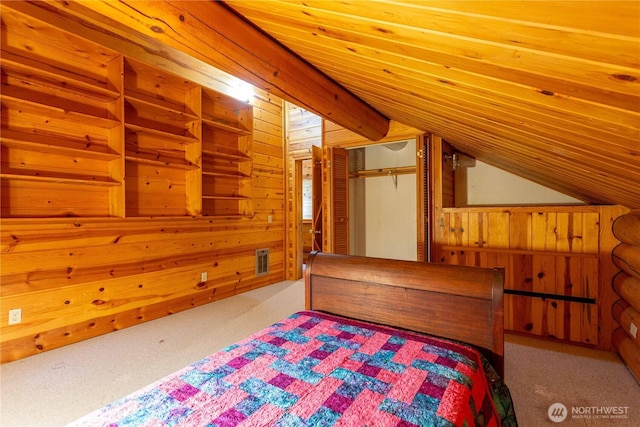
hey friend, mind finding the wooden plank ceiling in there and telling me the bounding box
[225,0,640,208]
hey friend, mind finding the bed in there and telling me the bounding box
[70,252,517,426]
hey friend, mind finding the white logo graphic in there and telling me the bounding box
[548,402,568,423]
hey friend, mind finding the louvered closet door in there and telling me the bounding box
[329,147,349,254]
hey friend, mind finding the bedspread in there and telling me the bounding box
[70,311,504,427]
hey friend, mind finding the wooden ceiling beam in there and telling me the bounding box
[13,0,389,141]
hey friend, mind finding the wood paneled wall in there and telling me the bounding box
[0,10,286,362]
[612,212,640,380]
[1,92,284,363]
[287,104,323,155]
[1,91,285,363]
[285,103,322,279]
[434,205,627,351]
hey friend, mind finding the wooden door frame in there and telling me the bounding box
[293,157,304,279]
[311,146,323,252]
[287,148,323,279]
[416,134,429,261]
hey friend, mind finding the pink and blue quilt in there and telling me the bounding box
[71,311,510,427]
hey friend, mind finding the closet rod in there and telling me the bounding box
[349,166,416,179]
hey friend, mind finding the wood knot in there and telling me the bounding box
[373,26,394,34]
[150,25,163,33]
[92,300,106,305]
[612,74,637,82]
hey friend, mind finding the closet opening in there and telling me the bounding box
[348,139,419,261]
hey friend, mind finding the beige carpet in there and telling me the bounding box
[504,333,639,426]
[1,279,638,426]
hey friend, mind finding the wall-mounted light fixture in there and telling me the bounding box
[384,140,409,151]
[230,80,254,103]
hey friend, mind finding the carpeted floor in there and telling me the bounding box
[1,279,638,426]
[505,333,639,426]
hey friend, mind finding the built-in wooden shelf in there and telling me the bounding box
[124,96,199,139]
[125,124,198,146]
[202,118,251,135]
[202,171,251,178]
[0,172,121,186]
[124,156,199,170]
[0,130,120,161]
[1,8,124,219]
[1,95,120,129]
[1,13,254,219]
[202,195,251,200]
[201,149,251,162]
[1,55,121,103]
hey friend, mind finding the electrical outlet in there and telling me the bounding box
[201,271,208,282]
[268,215,273,224]
[631,322,638,339]
[8,308,22,325]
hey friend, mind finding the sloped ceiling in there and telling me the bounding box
[225,1,640,208]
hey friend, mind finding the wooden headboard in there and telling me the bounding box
[304,252,505,378]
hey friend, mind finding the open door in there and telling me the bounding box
[327,146,349,254]
[311,146,323,252]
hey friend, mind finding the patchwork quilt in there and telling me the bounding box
[71,311,510,427]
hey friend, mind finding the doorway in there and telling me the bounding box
[348,140,418,261]
[291,146,323,279]
[301,146,323,262]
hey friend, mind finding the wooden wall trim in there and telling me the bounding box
[429,135,445,263]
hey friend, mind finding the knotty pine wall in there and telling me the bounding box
[435,206,626,351]
[0,4,286,364]
[1,90,285,363]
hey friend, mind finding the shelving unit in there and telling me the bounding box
[1,8,254,219]
[0,8,124,218]
[201,88,253,217]
[123,58,201,217]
